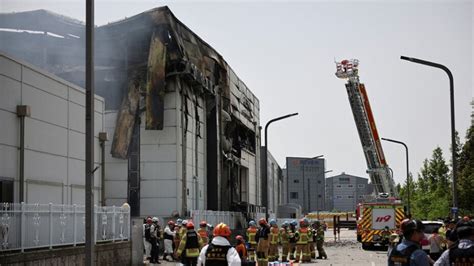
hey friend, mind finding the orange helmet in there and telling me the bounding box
[213,223,232,237]
[299,218,306,226]
[258,218,267,226]
[200,221,208,227]
[235,235,244,242]
[186,222,195,230]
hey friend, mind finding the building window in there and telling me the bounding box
[348,195,354,198]
[290,192,298,199]
[336,195,342,199]
[358,184,365,188]
[336,185,342,188]
[317,180,322,184]
[294,179,299,183]
[359,195,364,199]
[348,184,354,188]
[0,179,14,203]
[318,194,322,198]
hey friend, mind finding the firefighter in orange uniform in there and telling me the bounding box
[268,219,280,261]
[294,218,310,263]
[197,221,209,248]
[280,221,290,262]
[235,235,248,261]
[246,220,257,261]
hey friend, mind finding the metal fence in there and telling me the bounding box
[0,202,130,252]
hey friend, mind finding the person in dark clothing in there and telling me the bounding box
[434,221,474,266]
[176,222,203,266]
[255,218,270,265]
[388,219,430,266]
[150,217,162,264]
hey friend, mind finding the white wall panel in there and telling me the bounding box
[24,150,67,184]
[0,75,21,112]
[68,130,85,160]
[141,180,177,198]
[140,162,177,180]
[0,56,21,81]
[68,102,85,133]
[104,180,127,198]
[25,117,67,156]
[140,126,177,145]
[68,87,85,106]
[141,198,178,217]
[140,144,177,162]
[0,145,18,179]
[105,162,128,181]
[22,67,68,99]
[26,182,63,204]
[22,84,68,127]
[0,111,18,146]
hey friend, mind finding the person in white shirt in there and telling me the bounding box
[143,216,152,261]
[163,220,177,261]
[198,223,241,266]
[428,228,444,261]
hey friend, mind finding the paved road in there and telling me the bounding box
[145,229,389,266]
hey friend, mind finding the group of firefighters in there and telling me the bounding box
[246,217,327,265]
[143,216,328,265]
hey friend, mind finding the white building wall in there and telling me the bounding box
[0,54,104,205]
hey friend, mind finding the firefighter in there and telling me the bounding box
[288,220,298,260]
[246,220,258,262]
[434,221,474,266]
[381,226,391,246]
[176,221,203,266]
[314,220,327,259]
[198,223,241,266]
[235,235,248,262]
[163,220,176,261]
[294,218,310,262]
[150,217,162,264]
[175,219,183,256]
[198,221,209,248]
[256,218,271,266]
[268,219,280,262]
[280,221,290,262]
[309,221,318,259]
[143,217,153,262]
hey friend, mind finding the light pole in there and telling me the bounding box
[400,55,458,213]
[263,113,298,218]
[381,137,410,216]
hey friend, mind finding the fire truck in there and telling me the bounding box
[335,59,405,249]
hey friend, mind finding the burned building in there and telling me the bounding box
[0,7,263,217]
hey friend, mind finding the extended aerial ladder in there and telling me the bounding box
[335,59,398,198]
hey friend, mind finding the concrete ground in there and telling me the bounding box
[145,229,389,266]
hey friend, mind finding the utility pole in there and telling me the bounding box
[85,0,95,264]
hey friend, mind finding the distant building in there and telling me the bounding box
[325,172,372,212]
[261,147,283,215]
[286,157,325,213]
[282,168,287,204]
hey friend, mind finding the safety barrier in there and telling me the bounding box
[0,202,130,252]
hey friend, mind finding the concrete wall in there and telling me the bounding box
[0,54,104,205]
[0,242,131,265]
[326,173,370,211]
[261,148,282,215]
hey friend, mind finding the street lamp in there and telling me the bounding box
[301,155,324,213]
[400,55,458,213]
[381,137,410,217]
[263,113,298,218]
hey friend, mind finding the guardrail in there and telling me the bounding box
[0,202,130,252]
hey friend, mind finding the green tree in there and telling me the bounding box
[457,124,474,214]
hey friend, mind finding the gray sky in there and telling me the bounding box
[2,0,473,185]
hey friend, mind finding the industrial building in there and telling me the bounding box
[261,147,283,216]
[286,157,326,213]
[325,172,373,212]
[0,54,104,205]
[0,7,263,218]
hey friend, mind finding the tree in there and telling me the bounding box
[457,124,474,214]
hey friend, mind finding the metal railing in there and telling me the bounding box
[0,202,130,252]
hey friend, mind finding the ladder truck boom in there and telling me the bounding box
[335,59,398,197]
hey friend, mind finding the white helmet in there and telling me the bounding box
[152,217,159,223]
[182,219,188,225]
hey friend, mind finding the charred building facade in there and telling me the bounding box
[0,7,262,217]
